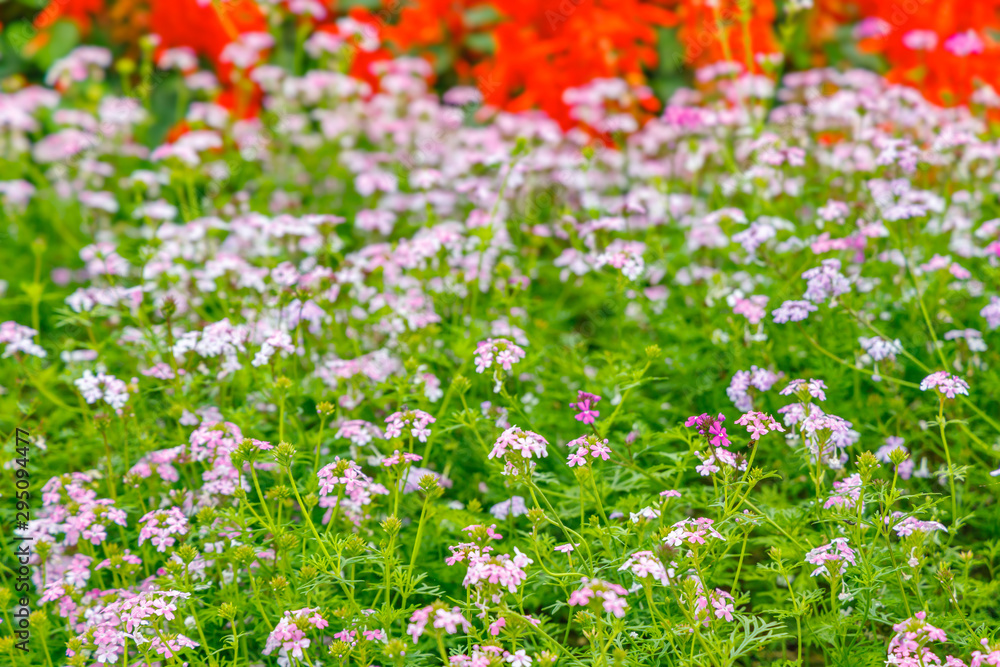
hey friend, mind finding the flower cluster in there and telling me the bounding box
[570,391,602,424]
[489,427,549,462]
[824,474,863,511]
[727,367,783,411]
[804,538,857,578]
[685,413,732,447]
[137,508,189,552]
[619,550,674,586]
[262,608,329,664]
[565,434,611,467]
[920,372,971,399]
[385,409,437,442]
[75,370,133,411]
[886,612,949,667]
[568,579,629,618]
[455,544,533,602]
[664,518,724,549]
[1,321,47,358]
[474,338,527,375]
[406,604,471,644]
[694,587,736,625]
[5,11,1000,667]
[734,411,784,441]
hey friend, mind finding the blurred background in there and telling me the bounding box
[0,0,997,133]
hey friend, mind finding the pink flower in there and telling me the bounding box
[772,299,817,323]
[920,371,970,399]
[686,413,732,448]
[903,30,938,51]
[385,409,437,442]
[490,426,549,461]
[488,617,507,635]
[570,390,602,424]
[804,538,856,577]
[944,30,984,57]
[711,593,735,622]
[564,434,611,467]
[568,579,628,618]
[734,410,785,441]
[474,338,526,374]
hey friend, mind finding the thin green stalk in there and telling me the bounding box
[937,396,959,524]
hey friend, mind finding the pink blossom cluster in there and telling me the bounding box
[449,645,528,666]
[67,498,128,546]
[804,538,857,578]
[74,370,134,411]
[920,371,971,399]
[859,336,904,363]
[734,410,785,441]
[780,378,828,401]
[384,409,436,442]
[69,590,196,664]
[137,507,189,552]
[802,258,852,304]
[727,366,783,411]
[570,390,602,424]
[316,457,388,516]
[444,527,504,567]
[456,544,533,598]
[892,514,948,537]
[693,446,743,476]
[334,419,384,446]
[971,639,1000,666]
[694,587,736,624]
[981,296,1000,330]
[406,604,471,643]
[886,612,950,667]
[128,446,185,484]
[824,474,863,511]
[381,450,422,467]
[474,338,527,374]
[772,299,818,323]
[731,295,769,325]
[595,241,645,280]
[1,321,46,358]
[565,434,611,466]
[782,402,858,469]
[568,578,629,618]
[618,550,674,585]
[489,496,529,520]
[489,426,549,461]
[262,607,329,663]
[685,412,732,447]
[664,517,724,548]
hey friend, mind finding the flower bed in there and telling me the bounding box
[1,30,1000,667]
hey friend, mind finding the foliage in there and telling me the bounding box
[1,6,1000,667]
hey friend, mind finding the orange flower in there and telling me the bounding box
[149,0,266,71]
[36,0,106,31]
[844,0,1000,105]
[484,0,676,126]
[674,0,780,73]
[377,0,677,127]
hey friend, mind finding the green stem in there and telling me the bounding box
[937,396,959,524]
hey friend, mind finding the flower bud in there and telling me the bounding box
[381,515,402,536]
[217,602,237,621]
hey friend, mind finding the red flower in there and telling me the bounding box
[150,0,266,72]
[848,0,1000,106]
